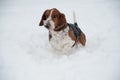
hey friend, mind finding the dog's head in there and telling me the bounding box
[39,8,67,31]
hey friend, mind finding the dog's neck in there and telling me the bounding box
[49,25,69,38]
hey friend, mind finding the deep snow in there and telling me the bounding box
[0,0,120,80]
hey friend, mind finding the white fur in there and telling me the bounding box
[43,9,75,53]
[43,10,55,30]
[49,27,75,53]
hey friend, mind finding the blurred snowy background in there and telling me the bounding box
[0,0,120,80]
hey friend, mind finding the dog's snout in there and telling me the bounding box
[45,23,50,29]
[45,25,49,29]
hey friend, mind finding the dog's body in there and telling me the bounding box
[49,26,75,52]
[39,8,86,53]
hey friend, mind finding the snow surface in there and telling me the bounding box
[0,0,120,80]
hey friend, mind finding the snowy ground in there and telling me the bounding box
[0,0,120,80]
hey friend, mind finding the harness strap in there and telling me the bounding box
[67,23,82,47]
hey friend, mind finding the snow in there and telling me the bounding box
[0,0,120,80]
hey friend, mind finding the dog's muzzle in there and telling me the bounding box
[44,23,50,29]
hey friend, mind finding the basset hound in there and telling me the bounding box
[39,8,86,53]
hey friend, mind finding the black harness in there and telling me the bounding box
[67,23,82,47]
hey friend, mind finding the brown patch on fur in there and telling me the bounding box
[69,28,86,46]
[78,32,86,46]
[68,28,76,41]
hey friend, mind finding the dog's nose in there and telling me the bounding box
[45,23,50,29]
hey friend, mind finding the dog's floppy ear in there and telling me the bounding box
[59,13,66,25]
[54,13,67,31]
[39,10,47,26]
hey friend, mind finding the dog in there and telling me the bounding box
[39,8,86,53]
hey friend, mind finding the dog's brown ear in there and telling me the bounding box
[54,13,67,31]
[39,10,47,26]
[60,13,66,25]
